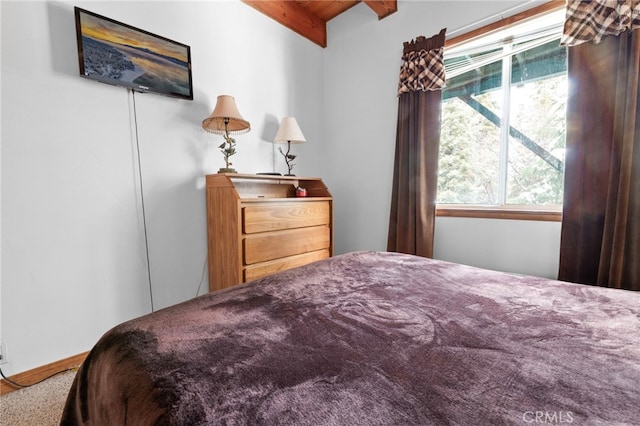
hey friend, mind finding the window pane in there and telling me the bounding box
[506,41,567,205]
[438,61,503,204]
[439,34,567,207]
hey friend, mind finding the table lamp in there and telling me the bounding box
[202,95,250,173]
[274,117,306,176]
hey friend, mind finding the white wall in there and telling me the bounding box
[434,217,561,278]
[1,0,324,374]
[1,0,562,376]
[322,0,561,277]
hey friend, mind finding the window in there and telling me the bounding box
[437,9,567,216]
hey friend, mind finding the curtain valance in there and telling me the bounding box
[398,28,446,95]
[562,0,640,46]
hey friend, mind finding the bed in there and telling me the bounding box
[61,251,640,425]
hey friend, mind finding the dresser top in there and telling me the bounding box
[207,173,324,181]
[206,173,331,198]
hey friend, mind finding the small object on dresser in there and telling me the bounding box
[296,187,307,197]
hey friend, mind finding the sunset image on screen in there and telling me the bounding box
[77,9,191,98]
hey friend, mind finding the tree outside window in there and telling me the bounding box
[437,27,567,208]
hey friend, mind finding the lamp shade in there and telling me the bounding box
[274,117,306,144]
[202,95,250,135]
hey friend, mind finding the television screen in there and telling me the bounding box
[74,7,193,100]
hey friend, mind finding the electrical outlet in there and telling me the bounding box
[0,340,7,365]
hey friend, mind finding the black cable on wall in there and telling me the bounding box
[131,89,154,312]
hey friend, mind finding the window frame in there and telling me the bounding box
[437,1,565,222]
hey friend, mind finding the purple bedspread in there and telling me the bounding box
[61,251,640,425]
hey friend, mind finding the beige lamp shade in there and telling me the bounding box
[274,117,306,144]
[202,95,250,135]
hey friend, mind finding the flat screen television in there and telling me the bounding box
[74,7,193,100]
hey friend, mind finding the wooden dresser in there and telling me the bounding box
[206,173,333,292]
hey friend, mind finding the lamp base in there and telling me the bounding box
[218,167,237,174]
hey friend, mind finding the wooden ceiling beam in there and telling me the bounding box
[363,0,397,20]
[242,0,328,47]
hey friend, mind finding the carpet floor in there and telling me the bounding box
[0,370,76,425]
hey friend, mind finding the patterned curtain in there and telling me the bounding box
[398,29,447,94]
[561,0,640,46]
[558,1,640,291]
[388,29,446,258]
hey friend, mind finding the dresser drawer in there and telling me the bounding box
[244,249,330,282]
[243,201,330,234]
[243,226,330,265]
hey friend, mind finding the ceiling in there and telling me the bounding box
[242,1,397,48]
